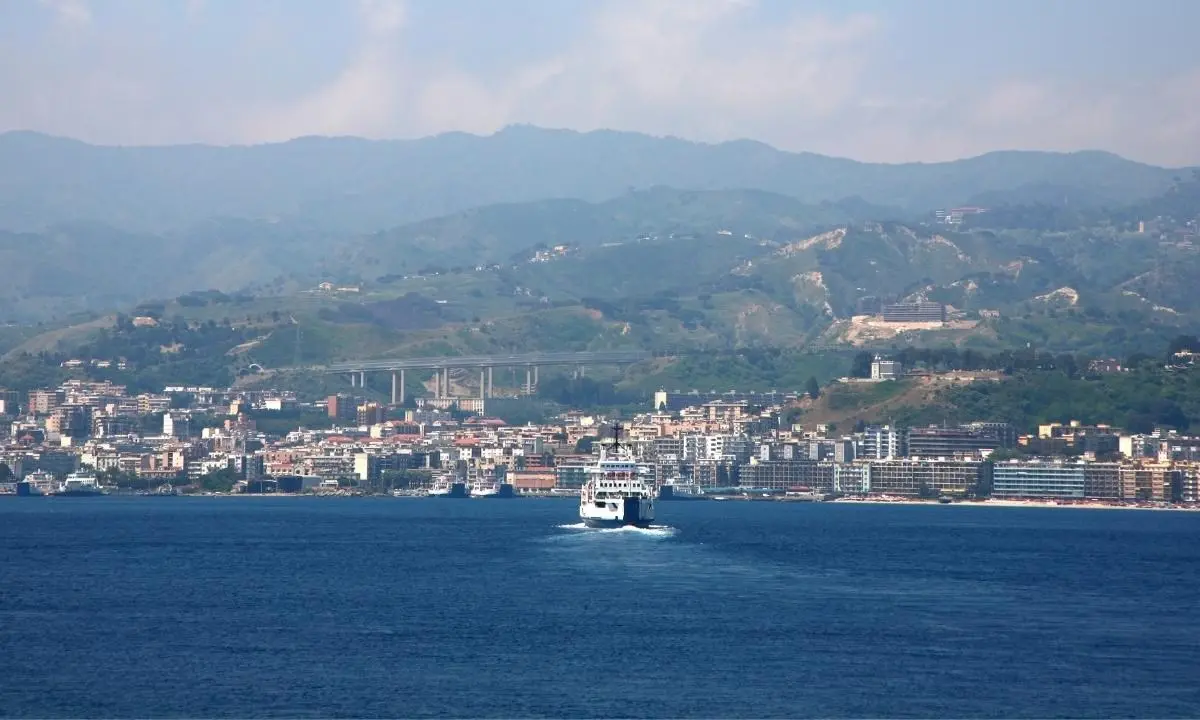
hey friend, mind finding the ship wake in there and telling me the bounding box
[556,522,677,538]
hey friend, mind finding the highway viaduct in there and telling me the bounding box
[319,350,653,405]
[317,346,845,405]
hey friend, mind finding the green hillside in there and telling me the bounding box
[4,174,1200,396]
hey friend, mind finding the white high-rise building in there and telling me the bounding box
[163,412,190,438]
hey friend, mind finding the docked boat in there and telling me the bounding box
[428,475,470,498]
[471,481,515,498]
[657,478,706,501]
[579,424,655,528]
[16,471,55,496]
[52,471,107,497]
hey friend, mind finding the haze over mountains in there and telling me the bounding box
[0,125,1186,234]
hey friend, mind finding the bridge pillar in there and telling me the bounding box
[359,370,365,388]
[391,371,398,405]
[444,367,451,398]
[533,365,538,387]
[480,369,486,401]
[434,370,441,399]
[487,367,493,398]
[525,367,532,395]
[399,369,406,405]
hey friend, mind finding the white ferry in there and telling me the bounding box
[471,480,515,498]
[428,474,469,498]
[17,471,56,496]
[52,471,107,497]
[579,424,655,528]
[657,477,706,501]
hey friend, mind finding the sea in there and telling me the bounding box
[2,497,1199,719]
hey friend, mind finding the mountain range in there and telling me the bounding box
[0,125,1185,234]
[1,125,1199,394]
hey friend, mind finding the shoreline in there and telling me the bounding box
[12,493,1197,511]
[829,498,1200,511]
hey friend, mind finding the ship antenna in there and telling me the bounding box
[610,422,624,453]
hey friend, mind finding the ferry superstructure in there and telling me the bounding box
[579,424,655,528]
[471,480,515,498]
[657,477,706,501]
[52,471,107,497]
[428,473,469,498]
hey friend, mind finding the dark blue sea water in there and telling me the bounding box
[2,498,1199,718]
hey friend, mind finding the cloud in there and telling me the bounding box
[855,73,1200,165]
[358,0,405,35]
[38,0,91,26]
[505,0,880,141]
[184,0,206,22]
[239,0,881,147]
[2,0,1200,166]
[237,1,410,139]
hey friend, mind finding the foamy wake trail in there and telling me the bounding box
[556,523,677,538]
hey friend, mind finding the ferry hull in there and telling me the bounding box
[430,481,470,498]
[581,516,654,529]
[658,485,706,501]
[580,497,655,528]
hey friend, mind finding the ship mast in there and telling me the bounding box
[609,422,624,455]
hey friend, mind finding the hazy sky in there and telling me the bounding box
[4,0,1199,164]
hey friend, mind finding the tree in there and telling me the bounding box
[850,351,874,378]
[198,467,238,492]
[805,376,821,400]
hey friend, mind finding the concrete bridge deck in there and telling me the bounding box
[320,350,651,373]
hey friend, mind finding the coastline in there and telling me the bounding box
[829,497,1200,511]
[16,492,1197,511]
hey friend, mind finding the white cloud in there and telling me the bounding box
[3,0,1200,166]
[867,74,1200,165]
[238,0,881,147]
[184,0,206,22]
[238,1,410,140]
[358,0,406,35]
[505,0,880,139]
[38,0,91,26]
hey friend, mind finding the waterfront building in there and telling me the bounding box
[864,459,985,497]
[992,462,1086,499]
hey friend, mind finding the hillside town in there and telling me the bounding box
[2,370,1198,507]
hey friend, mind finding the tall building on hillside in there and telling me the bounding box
[357,402,386,426]
[0,389,20,415]
[871,355,902,381]
[326,394,358,421]
[906,423,1014,458]
[862,425,906,459]
[28,390,65,415]
[881,302,945,323]
[163,412,190,438]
